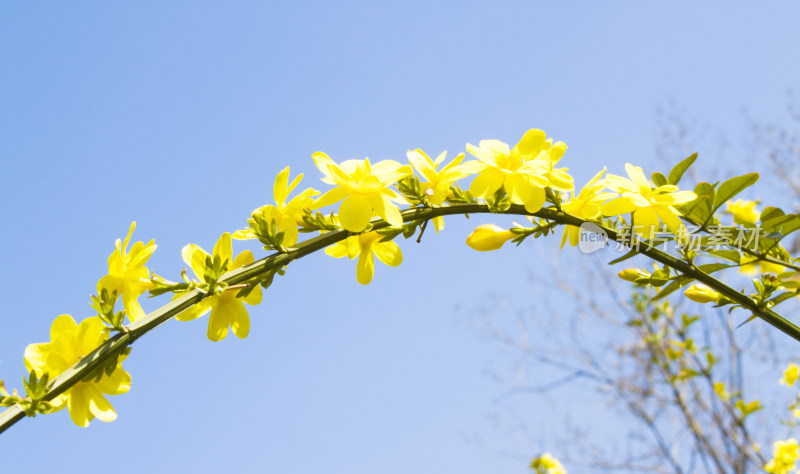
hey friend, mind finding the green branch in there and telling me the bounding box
[2,203,799,435]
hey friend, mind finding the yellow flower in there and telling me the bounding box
[312,153,413,232]
[407,149,468,232]
[739,255,785,276]
[466,224,516,251]
[233,167,319,247]
[780,363,799,387]
[461,129,574,213]
[530,453,567,474]
[713,382,730,401]
[601,164,696,239]
[176,233,263,341]
[727,199,760,225]
[765,438,800,474]
[560,168,617,247]
[684,284,720,304]
[96,222,157,322]
[24,315,131,427]
[325,231,402,285]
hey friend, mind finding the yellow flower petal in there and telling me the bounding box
[370,160,412,185]
[634,207,660,239]
[373,241,403,267]
[95,367,131,395]
[523,187,547,213]
[50,314,77,343]
[547,168,574,191]
[122,286,145,322]
[356,248,375,285]
[325,242,350,259]
[655,205,683,232]
[432,215,444,233]
[213,233,233,266]
[625,163,651,188]
[67,385,92,428]
[431,182,450,206]
[512,129,546,157]
[548,141,567,162]
[312,186,349,209]
[24,342,52,375]
[207,303,231,342]
[243,284,263,306]
[174,297,211,322]
[231,249,254,270]
[339,193,374,232]
[273,166,290,206]
[469,169,504,197]
[376,195,403,228]
[182,244,209,280]
[228,301,250,339]
[76,317,107,357]
[86,384,117,423]
[408,149,437,182]
[601,197,637,216]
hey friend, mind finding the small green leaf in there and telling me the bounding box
[652,277,693,300]
[608,248,639,265]
[696,263,732,274]
[767,292,799,307]
[704,249,741,264]
[652,172,667,187]
[668,153,698,185]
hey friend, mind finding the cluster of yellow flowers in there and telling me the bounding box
[10,127,792,445]
[765,439,800,474]
[530,452,567,474]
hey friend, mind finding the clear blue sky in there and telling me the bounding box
[1,2,799,472]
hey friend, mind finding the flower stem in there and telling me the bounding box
[2,203,798,434]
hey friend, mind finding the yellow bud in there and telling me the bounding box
[684,284,720,304]
[618,268,645,282]
[466,224,515,252]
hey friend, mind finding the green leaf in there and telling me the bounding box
[767,292,799,307]
[667,153,698,185]
[762,214,800,241]
[696,263,732,274]
[704,248,741,264]
[652,277,692,300]
[649,267,670,287]
[679,182,716,225]
[652,172,667,187]
[780,280,800,289]
[760,206,784,223]
[712,173,759,214]
[608,248,639,265]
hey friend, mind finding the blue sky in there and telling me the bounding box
[1,1,799,472]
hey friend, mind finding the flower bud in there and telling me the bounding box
[618,268,645,282]
[466,224,515,251]
[684,284,720,304]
